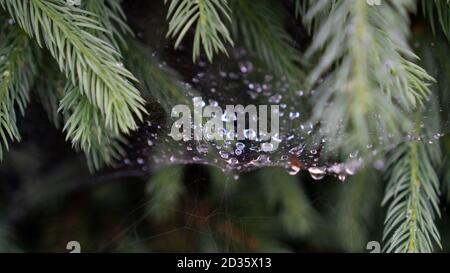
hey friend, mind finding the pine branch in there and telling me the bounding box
[0,26,37,159]
[382,139,441,253]
[165,0,234,62]
[230,0,305,87]
[0,0,146,136]
[381,29,446,253]
[34,58,122,170]
[59,85,126,171]
[306,0,434,153]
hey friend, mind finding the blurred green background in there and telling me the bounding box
[1,0,450,253]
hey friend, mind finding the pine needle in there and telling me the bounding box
[165,0,234,62]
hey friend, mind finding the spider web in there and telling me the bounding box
[114,47,445,183]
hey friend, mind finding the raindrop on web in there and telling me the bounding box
[308,167,326,181]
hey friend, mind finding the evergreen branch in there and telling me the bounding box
[66,0,133,167]
[306,0,434,153]
[230,0,305,87]
[381,31,446,253]
[83,0,133,50]
[34,59,123,170]
[0,26,37,159]
[0,0,147,136]
[165,0,234,62]
[422,0,450,41]
[382,140,442,253]
[59,84,126,171]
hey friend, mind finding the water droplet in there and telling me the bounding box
[308,167,326,180]
[345,167,356,175]
[288,165,301,176]
[196,144,209,154]
[349,151,359,159]
[136,158,145,165]
[244,129,257,140]
[226,130,235,139]
[289,112,300,120]
[268,94,282,104]
[338,174,347,182]
[239,61,253,73]
[236,142,245,150]
[261,142,274,152]
[208,99,219,107]
[327,164,343,174]
[192,97,206,108]
[228,158,239,165]
[219,150,229,159]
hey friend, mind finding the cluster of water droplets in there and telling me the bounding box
[114,48,373,182]
[116,47,447,182]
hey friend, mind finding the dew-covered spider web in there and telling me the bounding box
[114,45,447,182]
